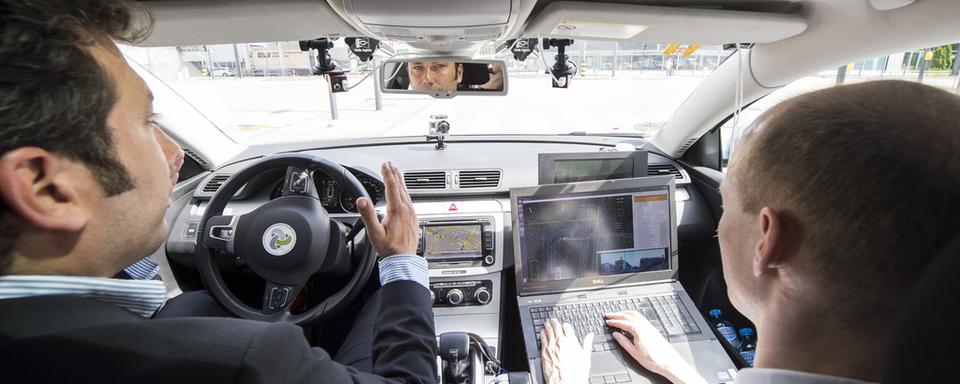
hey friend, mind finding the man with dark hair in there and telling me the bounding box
[408,61,464,91]
[541,80,960,384]
[0,1,436,383]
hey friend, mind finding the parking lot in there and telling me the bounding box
[158,69,960,146]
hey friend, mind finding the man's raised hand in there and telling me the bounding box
[355,162,419,258]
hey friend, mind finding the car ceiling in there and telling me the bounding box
[138,0,809,50]
[137,0,959,160]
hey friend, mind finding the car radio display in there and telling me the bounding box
[422,224,483,260]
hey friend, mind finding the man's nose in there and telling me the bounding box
[156,127,184,176]
[169,148,184,175]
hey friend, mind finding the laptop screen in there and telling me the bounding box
[512,176,677,296]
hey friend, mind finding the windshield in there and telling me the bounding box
[121,40,732,145]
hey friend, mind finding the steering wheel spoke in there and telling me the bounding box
[203,214,241,254]
[262,280,304,315]
[280,166,319,198]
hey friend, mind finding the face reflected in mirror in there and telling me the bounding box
[480,63,503,91]
[408,61,463,91]
[383,59,506,94]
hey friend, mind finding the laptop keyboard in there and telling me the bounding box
[531,294,700,352]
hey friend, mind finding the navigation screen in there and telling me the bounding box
[423,224,483,259]
[554,159,634,183]
[517,190,671,284]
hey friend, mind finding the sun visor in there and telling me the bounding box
[524,1,807,44]
[335,0,521,46]
[139,0,359,47]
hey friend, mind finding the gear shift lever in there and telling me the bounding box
[439,332,470,383]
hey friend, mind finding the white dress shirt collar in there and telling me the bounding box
[0,275,165,318]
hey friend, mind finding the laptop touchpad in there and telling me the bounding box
[591,351,627,375]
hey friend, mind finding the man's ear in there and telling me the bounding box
[0,148,89,232]
[753,206,788,277]
[456,64,464,82]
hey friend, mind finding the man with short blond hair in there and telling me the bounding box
[542,80,960,384]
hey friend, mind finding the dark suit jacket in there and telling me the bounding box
[0,280,437,384]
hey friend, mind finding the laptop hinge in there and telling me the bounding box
[520,278,678,297]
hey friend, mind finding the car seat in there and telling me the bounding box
[881,228,960,383]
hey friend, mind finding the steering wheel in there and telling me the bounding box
[195,153,378,324]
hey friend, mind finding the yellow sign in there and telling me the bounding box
[635,194,668,203]
[924,51,934,61]
[682,44,701,57]
[662,44,680,56]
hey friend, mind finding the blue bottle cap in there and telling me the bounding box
[708,309,721,317]
[739,328,754,337]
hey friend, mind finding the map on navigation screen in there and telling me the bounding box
[423,224,483,259]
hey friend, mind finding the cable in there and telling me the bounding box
[345,69,376,90]
[343,50,413,91]
[729,43,746,155]
[465,332,503,375]
[384,60,405,83]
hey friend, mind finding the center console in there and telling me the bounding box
[411,200,507,355]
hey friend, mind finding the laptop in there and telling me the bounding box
[511,176,737,384]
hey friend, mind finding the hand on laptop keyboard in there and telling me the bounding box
[540,319,594,384]
[605,311,708,384]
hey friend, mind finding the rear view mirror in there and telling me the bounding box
[380,57,507,98]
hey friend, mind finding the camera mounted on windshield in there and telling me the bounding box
[542,38,577,88]
[427,115,451,150]
[299,37,348,93]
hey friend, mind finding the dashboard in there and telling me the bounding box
[166,137,717,366]
[267,168,385,214]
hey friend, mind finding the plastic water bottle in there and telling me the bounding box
[707,309,740,348]
[738,328,757,367]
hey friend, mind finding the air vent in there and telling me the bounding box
[404,171,447,190]
[202,175,230,193]
[647,164,683,180]
[182,148,209,168]
[458,170,501,189]
[676,137,699,154]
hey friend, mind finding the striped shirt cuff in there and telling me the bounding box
[378,254,429,289]
[124,257,160,280]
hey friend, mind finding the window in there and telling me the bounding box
[720,45,960,171]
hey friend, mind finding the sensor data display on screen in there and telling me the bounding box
[516,189,671,284]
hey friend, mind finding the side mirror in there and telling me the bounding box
[380,57,508,98]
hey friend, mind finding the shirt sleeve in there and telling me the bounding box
[378,254,429,289]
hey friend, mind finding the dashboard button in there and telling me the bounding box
[184,222,199,239]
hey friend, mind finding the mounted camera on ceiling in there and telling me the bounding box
[299,37,348,93]
[542,38,577,88]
